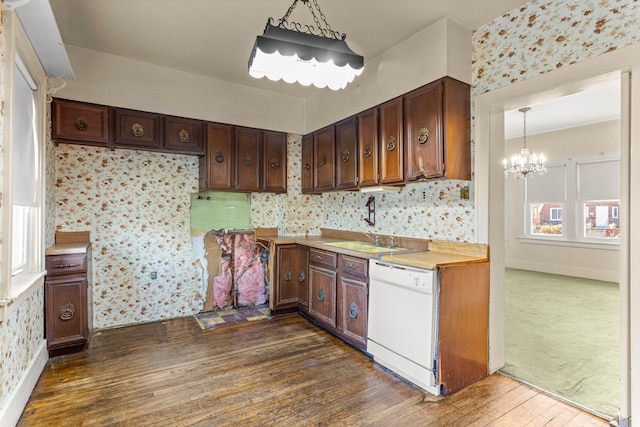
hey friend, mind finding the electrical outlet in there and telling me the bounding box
[422,190,426,201]
[151,271,157,280]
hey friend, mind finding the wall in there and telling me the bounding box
[57,45,306,135]
[54,145,202,329]
[304,18,472,133]
[505,120,620,281]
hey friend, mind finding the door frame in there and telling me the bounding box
[474,42,640,422]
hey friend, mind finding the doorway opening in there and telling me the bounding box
[501,78,621,418]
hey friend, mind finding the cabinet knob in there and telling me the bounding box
[284,271,292,281]
[179,129,190,143]
[299,271,306,282]
[244,155,253,167]
[386,136,397,151]
[74,117,88,131]
[349,302,359,319]
[318,156,327,167]
[342,149,351,162]
[271,160,280,169]
[363,144,372,158]
[303,162,311,171]
[132,123,145,137]
[418,127,430,144]
[59,303,76,321]
[215,151,225,163]
[318,288,325,302]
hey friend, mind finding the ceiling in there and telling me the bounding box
[48,0,525,99]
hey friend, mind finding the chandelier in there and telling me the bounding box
[248,0,364,90]
[504,107,547,179]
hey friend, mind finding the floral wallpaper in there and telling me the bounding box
[54,145,203,329]
[472,0,640,94]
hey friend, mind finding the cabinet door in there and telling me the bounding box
[263,131,287,193]
[45,276,88,350]
[313,125,336,192]
[335,117,358,190]
[114,108,163,150]
[301,134,314,194]
[52,99,111,147]
[200,123,234,190]
[357,108,379,187]
[379,97,404,184]
[163,116,204,155]
[274,245,308,311]
[338,276,368,348]
[235,127,262,192]
[308,264,337,327]
[404,81,444,180]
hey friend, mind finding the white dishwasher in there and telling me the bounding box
[367,259,440,396]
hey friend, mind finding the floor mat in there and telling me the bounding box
[194,305,271,330]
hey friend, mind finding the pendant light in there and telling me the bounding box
[504,107,547,179]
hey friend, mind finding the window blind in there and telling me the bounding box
[525,163,566,203]
[577,159,620,200]
[11,55,37,207]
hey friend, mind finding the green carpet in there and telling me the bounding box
[502,268,619,417]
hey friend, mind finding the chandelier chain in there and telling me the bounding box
[272,0,344,40]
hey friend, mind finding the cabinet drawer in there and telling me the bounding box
[164,116,204,155]
[340,255,368,278]
[309,248,337,269]
[114,108,162,150]
[52,99,110,146]
[46,254,87,276]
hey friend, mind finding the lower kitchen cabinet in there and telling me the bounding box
[45,243,92,357]
[308,249,337,327]
[337,255,368,350]
[272,244,308,312]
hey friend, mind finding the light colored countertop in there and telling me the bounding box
[256,230,488,270]
[45,242,91,256]
[378,251,486,270]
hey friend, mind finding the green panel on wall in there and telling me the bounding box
[190,191,251,233]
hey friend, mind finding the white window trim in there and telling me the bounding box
[518,152,620,249]
[0,12,47,321]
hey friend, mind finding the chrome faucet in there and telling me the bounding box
[360,231,380,246]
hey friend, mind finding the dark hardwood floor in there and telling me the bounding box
[19,314,609,426]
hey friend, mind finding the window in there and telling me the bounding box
[519,154,620,245]
[525,163,566,237]
[11,56,38,280]
[1,12,46,318]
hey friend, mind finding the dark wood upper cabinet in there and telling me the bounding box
[379,97,404,184]
[52,98,111,147]
[404,77,470,181]
[235,127,262,192]
[114,108,162,150]
[199,123,234,191]
[313,125,336,192]
[335,117,358,190]
[301,134,314,194]
[357,108,379,187]
[163,116,204,155]
[263,131,287,193]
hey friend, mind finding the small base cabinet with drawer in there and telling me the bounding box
[308,248,337,327]
[337,255,369,350]
[45,245,92,357]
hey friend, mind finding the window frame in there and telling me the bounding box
[518,152,620,249]
[0,12,47,320]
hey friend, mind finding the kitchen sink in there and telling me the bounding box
[324,241,408,253]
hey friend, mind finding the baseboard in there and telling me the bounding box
[0,339,48,427]
[505,259,618,283]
